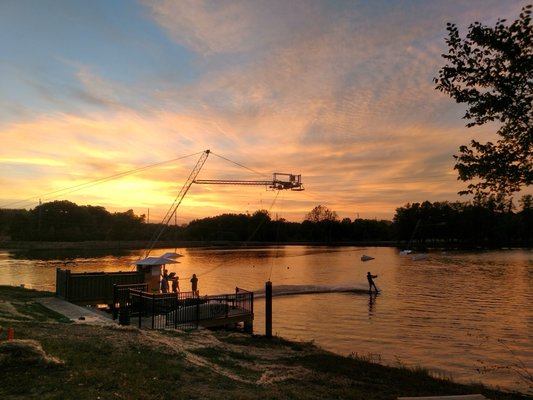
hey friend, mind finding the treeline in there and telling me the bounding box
[0,201,394,244]
[0,200,147,241]
[394,196,533,247]
[0,197,532,247]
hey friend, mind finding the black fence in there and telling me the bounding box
[235,287,253,317]
[56,268,144,305]
[125,287,254,330]
[112,283,149,320]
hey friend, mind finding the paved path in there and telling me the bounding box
[37,297,116,326]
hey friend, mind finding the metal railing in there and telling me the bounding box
[235,287,253,316]
[112,283,149,320]
[127,287,253,330]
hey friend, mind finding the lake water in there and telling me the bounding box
[1,245,531,394]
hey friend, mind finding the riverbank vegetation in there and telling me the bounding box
[0,196,532,248]
[0,285,528,399]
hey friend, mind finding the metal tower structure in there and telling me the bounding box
[144,149,211,257]
[194,172,304,191]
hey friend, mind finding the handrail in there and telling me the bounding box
[127,289,253,330]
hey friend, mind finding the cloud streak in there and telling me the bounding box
[1,0,529,222]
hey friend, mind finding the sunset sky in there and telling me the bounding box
[1,0,529,223]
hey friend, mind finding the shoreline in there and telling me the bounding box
[2,240,530,252]
[0,239,399,251]
[0,285,529,399]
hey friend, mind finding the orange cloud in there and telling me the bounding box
[3,1,530,221]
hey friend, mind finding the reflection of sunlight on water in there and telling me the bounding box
[254,283,369,298]
[0,246,532,394]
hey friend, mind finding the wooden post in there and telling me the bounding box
[138,291,143,328]
[265,281,272,338]
[65,269,71,301]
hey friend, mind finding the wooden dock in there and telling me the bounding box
[133,304,254,331]
[55,269,255,332]
[127,289,254,332]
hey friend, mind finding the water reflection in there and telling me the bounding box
[0,246,531,394]
[368,292,377,317]
[10,247,136,261]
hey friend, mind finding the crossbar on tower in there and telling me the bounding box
[194,173,304,191]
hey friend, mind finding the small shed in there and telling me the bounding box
[134,256,179,292]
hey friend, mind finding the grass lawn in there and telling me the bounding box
[0,285,529,400]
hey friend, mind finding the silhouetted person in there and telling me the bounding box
[191,273,198,297]
[161,269,169,293]
[367,271,378,293]
[169,272,179,293]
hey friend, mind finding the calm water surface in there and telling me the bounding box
[1,245,531,394]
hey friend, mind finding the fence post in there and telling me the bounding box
[55,268,61,298]
[265,281,272,338]
[65,269,71,301]
[250,292,254,316]
[151,293,155,330]
[138,291,143,328]
[195,298,200,328]
[225,294,229,318]
[174,294,178,329]
[112,285,117,320]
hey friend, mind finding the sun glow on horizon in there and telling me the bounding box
[1,1,528,222]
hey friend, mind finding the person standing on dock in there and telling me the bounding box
[169,272,179,293]
[367,272,378,293]
[191,273,198,297]
[161,269,169,293]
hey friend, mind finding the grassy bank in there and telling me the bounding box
[0,285,528,400]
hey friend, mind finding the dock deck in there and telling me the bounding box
[124,288,254,332]
[133,305,254,330]
[55,269,254,332]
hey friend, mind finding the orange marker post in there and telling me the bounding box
[7,323,14,341]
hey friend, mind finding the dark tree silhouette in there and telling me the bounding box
[434,5,532,198]
[305,205,338,222]
[1,200,531,246]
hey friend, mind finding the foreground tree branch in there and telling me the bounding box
[434,5,532,198]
